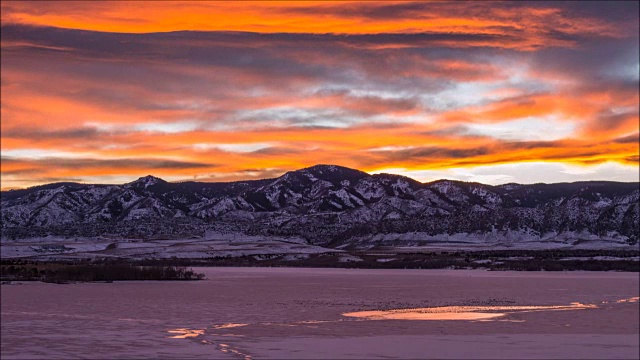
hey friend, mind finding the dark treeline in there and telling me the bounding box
[445,249,639,259]
[125,249,640,272]
[1,248,638,279]
[0,261,205,283]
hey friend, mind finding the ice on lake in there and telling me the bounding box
[1,268,638,359]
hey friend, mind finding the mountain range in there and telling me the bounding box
[2,165,638,249]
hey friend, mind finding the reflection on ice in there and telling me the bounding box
[166,328,205,339]
[167,326,253,360]
[211,323,248,329]
[219,343,253,360]
[343,302,597,321]
[344,310,504,321]
[616,297,639,303]
[299,320,337,324]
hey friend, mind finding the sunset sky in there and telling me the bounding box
[1,1,638,189]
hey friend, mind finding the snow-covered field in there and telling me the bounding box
[2,230,637,261]
[1,268,638,359]
[0,234,337,260]
[350,230,638,251]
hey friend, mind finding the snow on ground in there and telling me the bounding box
[0,235,337,260]
[338,254,363,262]
[558,256,640,261]
[351,230,638,251]
[203,231,308,245]
[280,254,311,261]
[2,229,637,260]
[0,237,113,258]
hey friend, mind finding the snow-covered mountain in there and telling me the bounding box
[2,165,638,248]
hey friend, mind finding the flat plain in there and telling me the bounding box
[1,268,638,359]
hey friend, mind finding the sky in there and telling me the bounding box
[1,1,638,189]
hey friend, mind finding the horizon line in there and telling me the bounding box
[2,164,638,192]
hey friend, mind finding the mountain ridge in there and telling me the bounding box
[2,164,639,249]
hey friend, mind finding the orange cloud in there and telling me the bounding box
[0,1,626,50]
[1,1,638,189]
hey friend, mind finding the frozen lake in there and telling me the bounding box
[1,268,639,359]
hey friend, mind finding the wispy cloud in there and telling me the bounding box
[1,1,638,189]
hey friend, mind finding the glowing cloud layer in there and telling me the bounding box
[1,1,638,189]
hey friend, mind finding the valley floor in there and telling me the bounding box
[1,268,638,359]
[1,235,639,272]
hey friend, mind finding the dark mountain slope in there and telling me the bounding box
[2,165,638,247]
